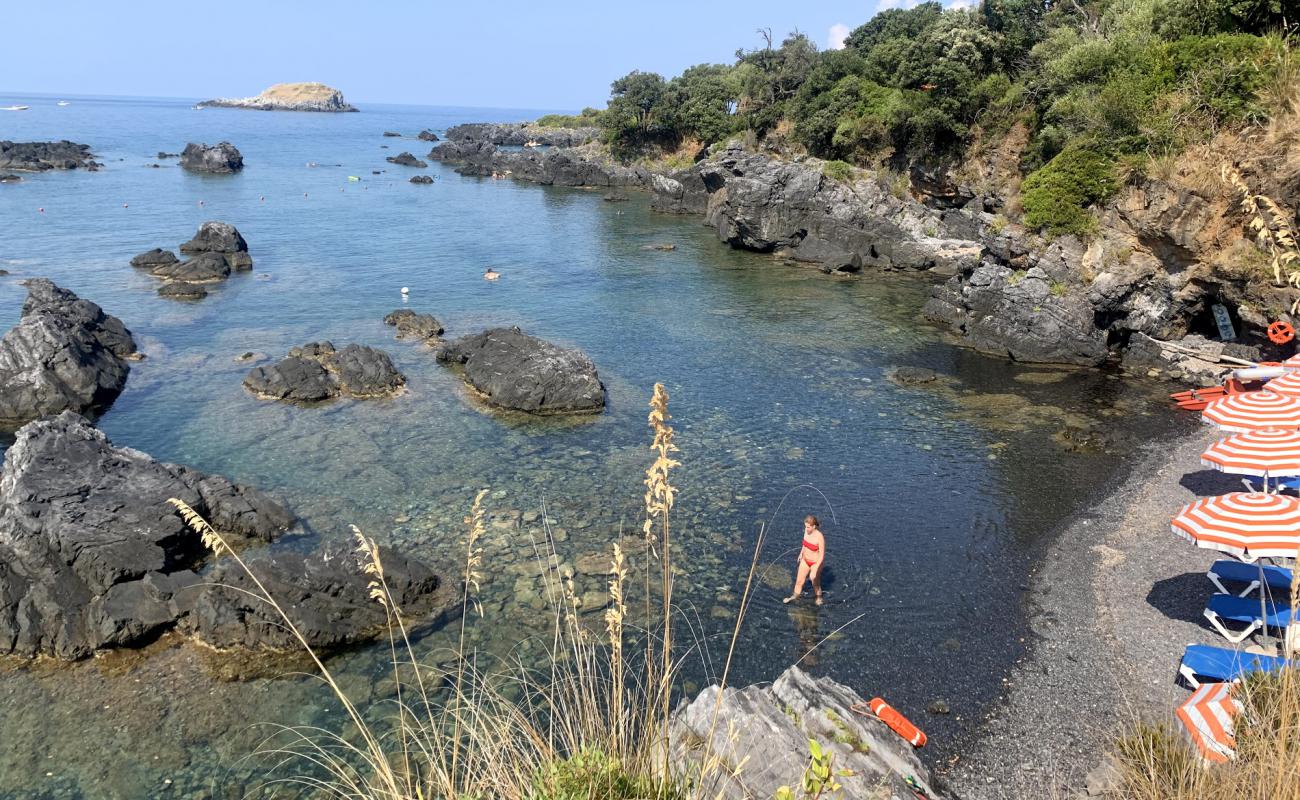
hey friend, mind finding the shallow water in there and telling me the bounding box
[0,94,1188,797]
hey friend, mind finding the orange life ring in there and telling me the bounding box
[1268,321,1295,345]
[869,697,927,748]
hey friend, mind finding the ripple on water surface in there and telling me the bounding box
[0,95,1189,796]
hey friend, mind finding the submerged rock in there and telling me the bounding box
[0,173,21,183]
[417,129,440,142]
[129,248,179,270]
[196,83,358,113]
[245,341,406,402]
[180,141,244,174]
[386,152,427,168]
[0,140,101,172]
[382,131,402,137]
[0,279,138,430]
[157,282,208,300]
[384,308,444,340]
[410,175,434,184]
[436,327,605,414]
[669,666,943,799]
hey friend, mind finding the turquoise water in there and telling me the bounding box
[0,94,1185,797]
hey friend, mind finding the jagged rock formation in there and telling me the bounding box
[180,142,244,174]
[445,123,600,147]
[430,140,648,187]
[0,279,138,430]
[386,152,427,168]
[417,130,440,142]
[245,342,406,401]
[436,327,605,414]
[131,222,253,297]
[410,175,434,184]
[669,666,943,799]
[0,412,451,659]
[196,83,358,112]
[0,141,101,171]
[384,309,443,340]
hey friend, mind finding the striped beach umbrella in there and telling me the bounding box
[1172,492,1300,559]
[1203,391,1300,432]
[1176,682,1241,763]
[1202,429,1300,477]
[1266,371,1300,397]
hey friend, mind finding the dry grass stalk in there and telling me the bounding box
[1221,165,1300,311]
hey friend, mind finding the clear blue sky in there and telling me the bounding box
[0,0,971,110]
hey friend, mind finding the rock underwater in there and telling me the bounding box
[436,327,605,414]
[0,412,452,659]
[0,279,139,431]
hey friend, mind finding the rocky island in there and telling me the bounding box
[0,141,101,171]
[196,82,358,112]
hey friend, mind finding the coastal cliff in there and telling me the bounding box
[432,124,1290,379]
[197,82,358,112]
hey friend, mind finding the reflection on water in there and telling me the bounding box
[0,94,1189,797]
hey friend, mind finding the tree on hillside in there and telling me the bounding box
[605,71,668,150]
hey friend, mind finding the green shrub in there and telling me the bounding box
[528,748,687,800]
[1021,146,1119,237]
[535,108,606,128]
[822,160,855,182]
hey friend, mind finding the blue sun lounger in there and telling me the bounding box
[1204,594,1296,644]
[1179,644,1291,688]
[1208,559,1294,598]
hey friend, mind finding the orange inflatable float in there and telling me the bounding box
[1268,320,1296,345]
[868,697,927,748]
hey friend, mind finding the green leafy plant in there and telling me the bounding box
[822,160,855,182]
[775,739,842,800]
[1021,145,1119,237]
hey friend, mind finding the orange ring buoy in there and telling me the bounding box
[1268,321,1295,345]
[869,697,927,748]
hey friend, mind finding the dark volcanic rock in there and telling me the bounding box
[189,542,452,651]
[130,248,179,269]
[180,141,244,174]
[157,282,208,300]
[156,151,180,159]
[385,308,443,337]
[179,221,254,270]
[0,140,101,172]
[410,175,434,184]
[432,140,647,188]
[384,309,444,340]
[386,152,427,168]
[0,173,21,183]
[436,327,605,414]
[0,412,452,659]
[445,123,600,147]
[382,131,402,137]
[0,279,138,430]
[245,341,406,401]
[0,412,292,659]
[417,130,440,142]
[151,252,231,283]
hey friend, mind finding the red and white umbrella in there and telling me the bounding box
[1203,391,1300,432]
[1202,428,1300,477]
[1176,682,1241,763]
[1266,371,1300,397]
[1171,492,1300,559]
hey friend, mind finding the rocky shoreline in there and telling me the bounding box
[431,125,1283,380]
[0,141,101,172]
[944,425,1217,799]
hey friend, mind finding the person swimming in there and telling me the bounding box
[484,268,500,281]
[784,514,825,606]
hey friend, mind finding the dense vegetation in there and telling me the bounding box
[574,0,1294,236]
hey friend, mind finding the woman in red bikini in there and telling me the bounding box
[784,514,825,606]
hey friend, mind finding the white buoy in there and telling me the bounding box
[400,287,410,295]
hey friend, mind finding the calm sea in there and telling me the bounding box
[0,93,1186,798]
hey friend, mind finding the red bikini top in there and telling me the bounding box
[802,539,820,552]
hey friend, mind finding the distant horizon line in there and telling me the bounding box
[0,89,581,115]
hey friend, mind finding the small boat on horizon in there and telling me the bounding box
[1,105,30,111]
[56,101,70,106]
